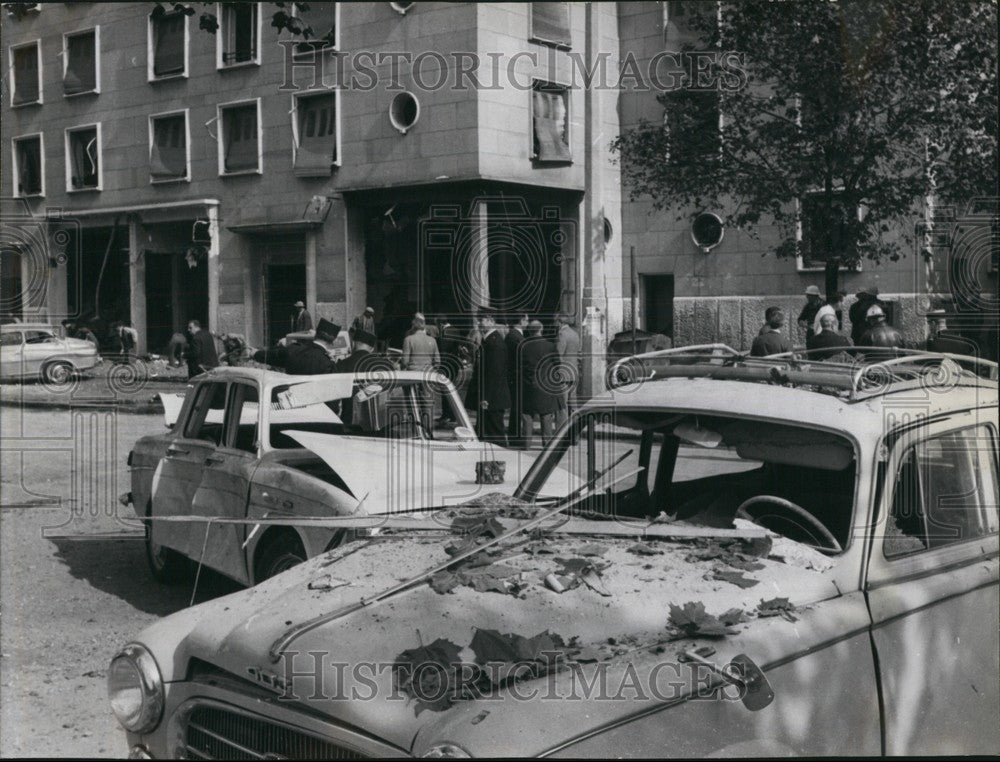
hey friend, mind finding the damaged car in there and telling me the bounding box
[109,348,998,757]
[124,367,550,585]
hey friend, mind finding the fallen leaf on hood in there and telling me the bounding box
[757,596,799,622]
[581,568,613,597]
[669,601,738,638]
[451,514,508,539]
[469,628,568,686]
[307,575,350,591]
[738,535,773,558]
[712,569,760,589]
[719,608,746,625]
[394,637,465,713]
[722,555,766,572]
[429,564,523,596]
[628,541,662,556]
[471,710,490,725]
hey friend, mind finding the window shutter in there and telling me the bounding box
[16,139,41,195]
[224,107,257,172]
[64,32,96,95]
[531,2,570,47]
[151,118,186,178]
[533,89,571,162]
[13,47,39,104]
[154,13,184,76]
[295,97,336,177]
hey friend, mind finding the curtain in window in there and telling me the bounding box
[151,118,186,179]
[533,89,570,162]
[531,2,570,46]
[294,97,336,176]
[16,139,41,195]
[64,32,97,95]
[70,131,98,188]
[153,12,184,76]
[224,107,257,172]
[13,46,39,104]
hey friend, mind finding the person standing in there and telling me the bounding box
[520,320,559,447]
[505,314,529,447]
[925,310,978,357]
[857,305,904,350]
[253,319,339,375]
[797,285,824,341]
[350,306,377,340]
[806,313,853,359]
[465,309,510,445]
[554,314,581,429]
[402,315,441,432]
[336,328,378,425]
[167,330,188,367]
[849,286,880,345]
[184,320,219,378]
[291,300,313,332]
[751,307,791,357]
[812,292,846,336]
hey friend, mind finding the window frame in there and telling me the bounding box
[62,25,100,97]
[182,380,229,444]
[147,7,189,82]
[528,2,572,50]
[9,39,42,107]
[64,122,103,193]
[148,108,191,184]
[530,78,572,164]
[216,98,263,177]
[222,381,262,454]
[291,89,342,175]
[11,132,45,198]
[216,1,261,70]
[289,1,340,60]
[795,188,864,273]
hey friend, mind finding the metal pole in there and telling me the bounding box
[631,245,637,355]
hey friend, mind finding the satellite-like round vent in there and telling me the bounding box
[691,212,725,252]
[389,91,420,134]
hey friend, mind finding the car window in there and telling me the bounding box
[884,425,999,558]
[23,330,57,344]
[0,332,22,347]
[182,381,228,445]
[225,383,259,453]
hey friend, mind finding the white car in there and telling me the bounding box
[0,323,99,384]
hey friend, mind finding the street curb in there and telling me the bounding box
[0,397,164,414]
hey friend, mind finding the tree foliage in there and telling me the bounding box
[150,2,333,42]
[612,0,997,294]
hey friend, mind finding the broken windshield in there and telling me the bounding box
[518,409,857,553]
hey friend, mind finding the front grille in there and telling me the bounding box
[183,705,367,760]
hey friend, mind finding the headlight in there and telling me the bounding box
[422,743,471,758]
[108,644,164,734]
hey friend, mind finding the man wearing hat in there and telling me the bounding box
[797,286,824,341]
[849,285,881,345]
[254,318,339,375]
[351,307,377,341]
[336,328,379,425]
[925,310,979,356]
[291,300,313,332]
[857,305,904,350]
[465,308,510,445]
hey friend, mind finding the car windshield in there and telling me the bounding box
[520,409,857,553]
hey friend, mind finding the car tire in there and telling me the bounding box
[254,533,307,583]
[144,502,191,584]
[41,360,74,386]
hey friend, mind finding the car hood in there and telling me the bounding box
[156,523,842,754]
[286,431,580,511]
[62,337,97,351]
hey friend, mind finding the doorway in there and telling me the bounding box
[642,274,674,336]
[265,263,306,345]
[144,251,209,352]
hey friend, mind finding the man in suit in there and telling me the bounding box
[336,328,379,426]
[466,309,510,445]
[751,307,791,357]
[554,313,581,429]
[806,313,853,359]
[925,310,979,357]
[849,285,880,345]
[184,319,219,378]
[402,315,441,431]
[291,300,313,332]
[797,285,823,341]
[253,319,339,375]
[505,314,529,447]
[520,320,560,447]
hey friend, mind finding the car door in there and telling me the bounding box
[188,381,261,584]
[866,416,1000,755]
[0,331,24,375]
[21,329,56,376]
[150,380,228,556]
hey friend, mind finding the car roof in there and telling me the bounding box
[1,323,55,332]
[194,366,452,387]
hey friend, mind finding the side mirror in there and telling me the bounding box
[682,648,774,712]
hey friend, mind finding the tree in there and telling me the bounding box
[612,0,997,297]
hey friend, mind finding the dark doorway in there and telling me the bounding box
[65,225,130,345]
[144,251,209,352]
[265,263,306,345]
[643,274,674,336]
[1,246,24,321]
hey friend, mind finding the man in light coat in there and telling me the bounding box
[554,314,581,429]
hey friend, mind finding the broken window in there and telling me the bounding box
[13,135,42,196]
[151,10,185,78]
[530,2,571,48]
[67,126,100,190]
[12,42,40,105]
[294,1,338,58]
[221,103,259,174]
[532,81,571,163]
[150,113,187,181]
[64,29,98,95]
[221,2,257,66]
[184,381,228,445]
[663,89,720,165]
[294,93,337,177]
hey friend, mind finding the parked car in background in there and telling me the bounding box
[109,347,998,758]
[125,367,558,586]
[0,323,100,384]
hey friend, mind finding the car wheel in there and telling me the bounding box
[254,533,307,583]
[144,503,191,584]
[41,361,74,386]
